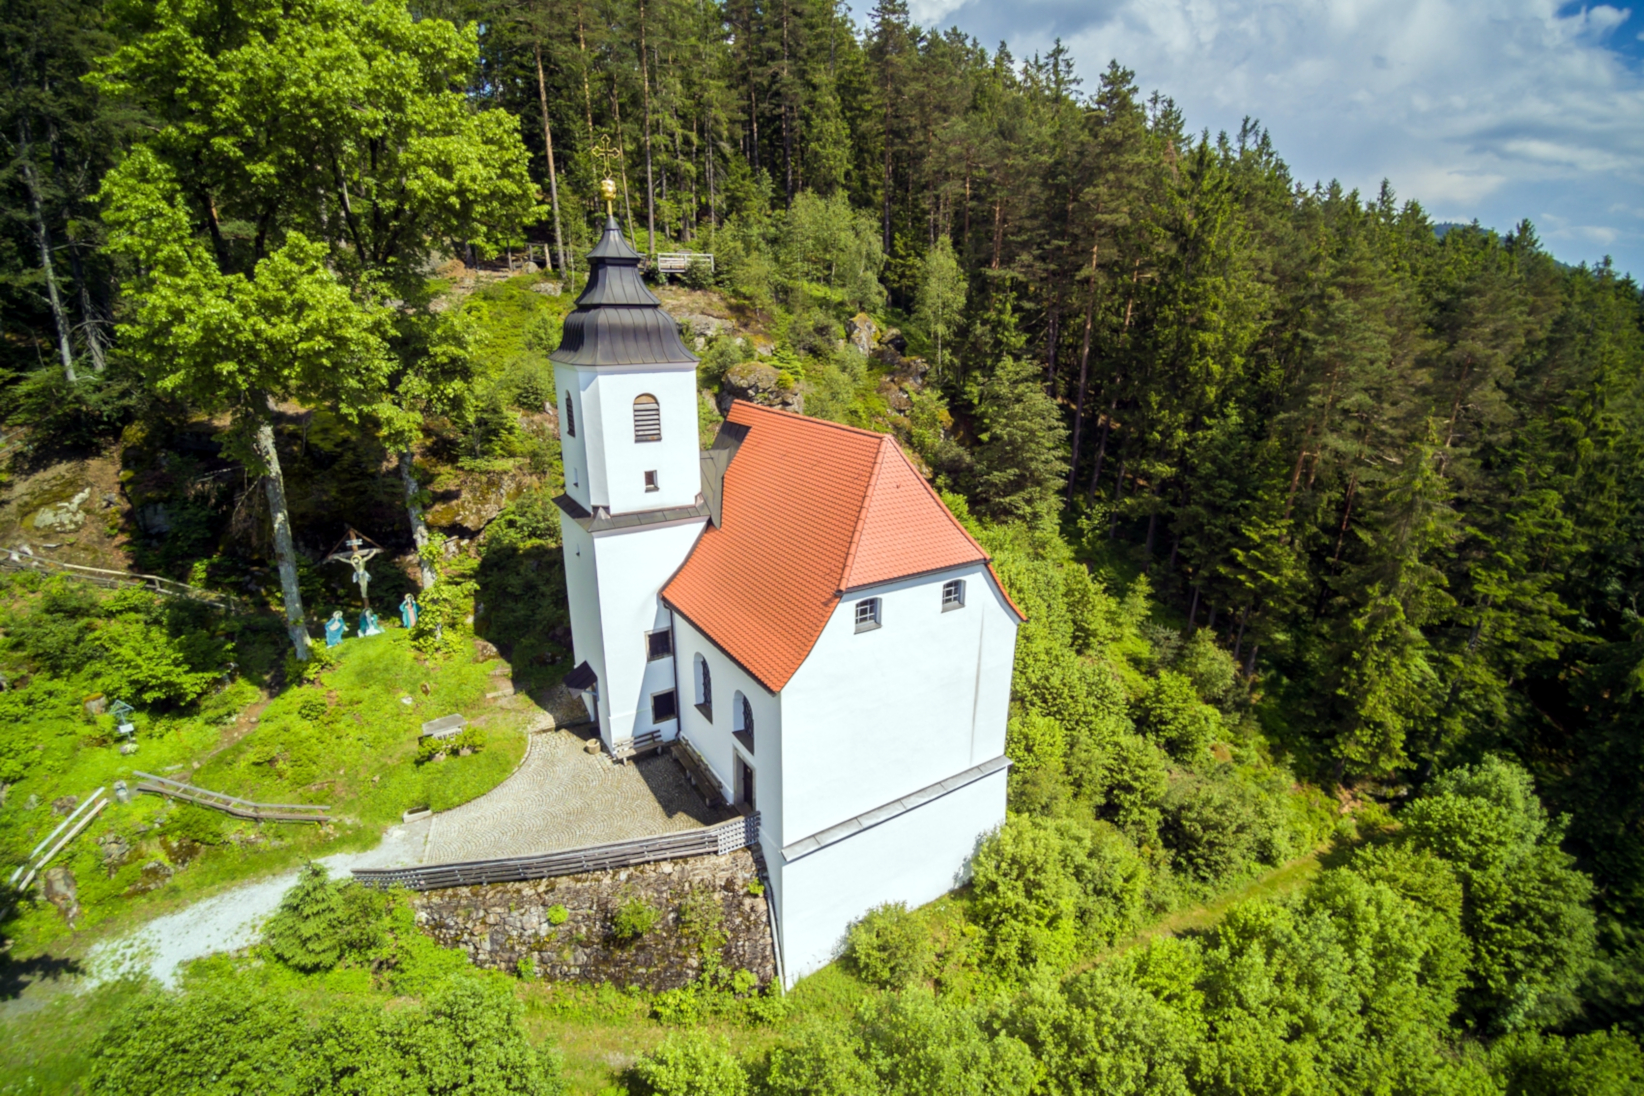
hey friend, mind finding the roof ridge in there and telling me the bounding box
[729,399,887,440]
[837,436,891,592]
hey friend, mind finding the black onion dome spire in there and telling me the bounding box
[550,216,697,367]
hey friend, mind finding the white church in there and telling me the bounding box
[550,216,1023,983]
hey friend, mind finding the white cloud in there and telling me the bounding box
[910,0,1644,274]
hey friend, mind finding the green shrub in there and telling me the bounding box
[1159,773,1285,884]
[1176,629,1238,704]
[262,862,389,973]
[517,954,537,980]
[971,815,1150,979]
[1005,711,1066,775]
[416,726,483,764]
[612,896,661,940]
[165,804,227,847]
[546,903,569,925]
[1402,756,1598,1032]
[682,255,715,290]
[845,902,932,989]
[1137,670,1221,759]
[630,1032,749,1096]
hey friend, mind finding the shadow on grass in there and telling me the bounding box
[0,951,84,1001]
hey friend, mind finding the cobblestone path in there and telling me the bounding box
[420,725,731,864]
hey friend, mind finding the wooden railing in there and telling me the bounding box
[646,252,714,276]
[352,812,759,892]
[132,772,330,823]
[1,552,243,611]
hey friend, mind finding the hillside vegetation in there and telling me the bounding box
[2,0,1643,1093]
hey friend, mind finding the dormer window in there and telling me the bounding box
[854,597,881,632]
[942,580,965,610]
[564,392,576,437]
[634,394,661,442]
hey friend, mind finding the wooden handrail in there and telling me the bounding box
[133,772,329,822]
[353,813,758,891]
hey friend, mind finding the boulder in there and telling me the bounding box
[42,866,78,923]
[425,467,537,535]
[720,361,802,415]
[881,327,908,354]
[52,795,78,816]
[674,313,730,339]
[846,312,879,355]
[530,281,564,296]
[99,831,131,872]
[33,487,93,532]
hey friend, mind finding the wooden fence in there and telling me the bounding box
[132,772,331,823]
[351,812,759,892]
[1,552,243,611]
[648,252,714,276]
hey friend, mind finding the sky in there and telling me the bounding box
[900,0,1644,279]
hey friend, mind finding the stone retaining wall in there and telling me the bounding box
[409,848,775,991]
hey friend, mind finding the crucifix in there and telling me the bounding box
[325,528,383,608]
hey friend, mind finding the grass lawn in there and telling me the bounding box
[2,624,531,958]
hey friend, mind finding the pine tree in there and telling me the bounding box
[971,354,1069,525]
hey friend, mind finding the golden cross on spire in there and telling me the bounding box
[590,134,621,215]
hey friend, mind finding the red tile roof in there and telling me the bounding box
[662,401,1023,693]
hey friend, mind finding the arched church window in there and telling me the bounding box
[733,692,754,754]
[564,392,576,437]
[633,394,662,442]
[695,654,712,718]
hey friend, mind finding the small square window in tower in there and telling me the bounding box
[854,597,881,632]
[633,394,662,442]
[942,579,966,610]
[646,629,672,660]
[644,470,659,492]
[651,689,677,723]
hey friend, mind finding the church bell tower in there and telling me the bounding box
[551,207,706,755]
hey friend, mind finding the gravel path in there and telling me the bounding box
[83,818,431,988]
[76,726,725,989]
[419,728,728,864]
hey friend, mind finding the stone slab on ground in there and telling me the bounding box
[419,728,733,865]
[411,848,775,990]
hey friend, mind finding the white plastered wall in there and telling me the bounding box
[558,514,603,724]
[555,361,701,516]
[583,519,707,745]
[773,767,1006,983]
[670,612,781,823]
[776,561,1017,844]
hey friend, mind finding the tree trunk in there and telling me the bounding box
[639,4,657,257]
[576,6,597,150]
[400,448,436,590]
[1066,244,1099,500]
[17,145,75,383]
[533,41,571,289]
[1088,397,1117,498]
[608,82,636,241]
[67,241,106,373]
[254,412,311,660]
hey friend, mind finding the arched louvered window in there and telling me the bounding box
[695,654,712,717]
[633,394,661,442]
[733,691,754,754]
[564,392,576,437]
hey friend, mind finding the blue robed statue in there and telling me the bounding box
[400,593,420,630]
[324,611,346,647]
[358,608,384,637]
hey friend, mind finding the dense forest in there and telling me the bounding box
[3,0,1644,1092]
